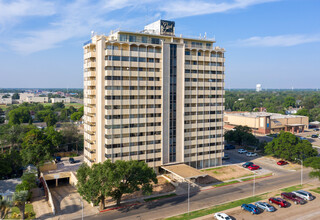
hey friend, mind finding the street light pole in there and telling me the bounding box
[188,181,190,215]
[79,198,84,220]
[254,171,256,196]
[295,158,303,186]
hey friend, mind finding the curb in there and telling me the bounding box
[99,202,141,213]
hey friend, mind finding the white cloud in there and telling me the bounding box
[0,0,55,27]
[234,34,320,47]
[3,0,282,54]
[159,0,280,18]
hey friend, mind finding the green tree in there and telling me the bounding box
[304,157,320,181]
[8,107,32,125]
[265,131,317,161]
[224,126,258,146]
[296,108,310,117]
[13,190,28,220]
[44,112,58,127]
[0,195,10,219]
[284,96,296,108]
[77,160,157,209]
[35,109,52,122]
[59,109,69,121]
[51,102,65,110]
[12,93,20,99]
[108,160,157,206]
[0,117,4,124]
[45,126,63,151]
[61,124,81,152]
[20,129,54,177]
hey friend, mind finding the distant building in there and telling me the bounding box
[285,107,301,115]
[256,84,262,92]
[25,96,49,103]
[0,97,12,105]
[51,97,71,104]
[19,93,35,102]
[224,112,308,134]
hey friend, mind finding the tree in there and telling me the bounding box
[284,96,296,108]
[77,162,113,210]
[108,160,157,206]
[59,109,69,122]
[61,124,81,152]
[0,195,10,219]
[15,173,37,192]
[20,129,54,177]
[51,102,65,110]
[77,160,157,210]
[44,112,57,127]
[0,117,4,124]
[304,157,320,181]
[224,126,258,146]
[13,190,28,220]
[8,107,32,125]
[45,126,63,151]
[12,93,20,99]
[265,131,318,161]
[296,109,310,117]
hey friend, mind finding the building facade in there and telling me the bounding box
[224,112,308,134]
[83,20,225,170]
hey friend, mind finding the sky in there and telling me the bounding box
[0,0,319,89]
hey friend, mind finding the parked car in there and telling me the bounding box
[54,156,61,163]
[69,157,75,164]
[292,190,314,201]
[238,149,247,154]
[248,164,260,170]
[242,162,254,168]
[277,160,288,166]
[214,212,232,220]
[313,128,320,131]
[281,192,304,204]
[222,154,230,160]
[241,204,259,215]
[299,137,307,140]
[246,152,257,157]
[224,144,235,150]
[311,134,318,138]
[255,202,275,212]
[269,197,288,207]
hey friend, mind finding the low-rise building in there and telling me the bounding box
[224,112,308,134]
[0,97,12,105]
[51,97,71,103]
[25,96,49,103]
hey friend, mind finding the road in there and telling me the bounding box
[79,169,314,220]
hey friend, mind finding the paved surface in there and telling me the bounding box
[44,156,84,175]
[221,192,320,220]
[77,168,315,220]
[50,184,98,220]
[296,129,320,148]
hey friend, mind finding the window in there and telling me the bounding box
[141,36,147,43]
[119,34,127,42]
[151,38,160,44]
[129,35,136,42]
[185,50,190,55]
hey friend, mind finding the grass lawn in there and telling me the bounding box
[281,184,303,192]
[242,173,273,182]
[310,187,320,194]
[212,180,240,188]
[166,195,264,220]
[8,204,35,219]
[144,193,176,202]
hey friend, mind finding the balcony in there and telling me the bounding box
[86,89,96,96]
[84,62,96,68]
[84,51,96,59]
[84,80,96,87]
[84,71,96,77]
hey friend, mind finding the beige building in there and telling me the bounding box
[25,96,48,103]
[83,20,225,170]
[51,97,71,103]
[224,112,308,134]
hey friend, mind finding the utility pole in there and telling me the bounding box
[188,181,190,215]
[295,158,303,186]
[253,171,256,196]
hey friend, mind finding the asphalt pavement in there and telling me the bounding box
[78,168,314,220]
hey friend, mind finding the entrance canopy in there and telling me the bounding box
[161,163,207,180]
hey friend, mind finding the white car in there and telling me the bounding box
[238,149,247,154]
[292,190,314,201]
[214,212,232,220]
[246,152,257,157]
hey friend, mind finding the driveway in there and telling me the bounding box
[50,185,98,219]
[223,149,293,175]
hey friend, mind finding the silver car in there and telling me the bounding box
[292,190,314,201]
[255,202,275,212]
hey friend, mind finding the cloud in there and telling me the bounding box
[159,0,280,18]
[2,0,281,54]
[233,34,320,47]
[0,0,55,27]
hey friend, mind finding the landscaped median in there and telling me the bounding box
[165,195,265,220]
[211,173,273,188]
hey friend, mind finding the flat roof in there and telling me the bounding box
[161,164,207,179]
[225,112,307,119]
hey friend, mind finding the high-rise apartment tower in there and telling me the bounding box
[83,20,225,171]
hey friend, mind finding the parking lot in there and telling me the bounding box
[296,129,320,148]
[223,148,298,175]
[225,195,320,220]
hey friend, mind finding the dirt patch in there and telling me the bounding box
[104,176,175,205]
[202,165,253,182]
